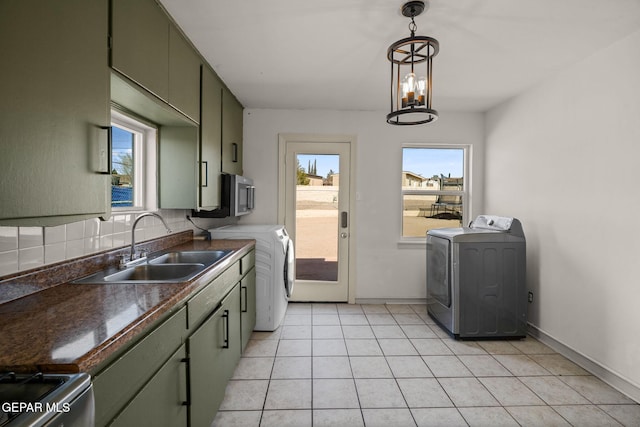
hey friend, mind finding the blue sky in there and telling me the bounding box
[111,126,133,173]
[297,154,339,178]
[297,148,463,179]
[403,148,464,178]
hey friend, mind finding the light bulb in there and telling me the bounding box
[402,73,417,106]
[417,77,427,106]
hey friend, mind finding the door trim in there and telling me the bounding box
[278,133,357,304]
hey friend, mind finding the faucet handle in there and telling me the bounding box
[118,254,128,269]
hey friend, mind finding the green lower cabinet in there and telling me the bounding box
[110,344,188,427]
[189,284,241,426]
[240,268,256,352]
[92,257,255,427]
[93,307,187,427]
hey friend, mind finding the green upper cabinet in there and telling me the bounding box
[161,68,244,212]
[158,126,198,209]
[0,0,111,226]
[111,0,200,123]
[169,25,201,123]
[111,0,170,102]
[221,87,244,175]
[199,66,223,210]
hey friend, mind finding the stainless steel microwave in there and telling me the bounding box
[191,174,254,218]
[224,174,255,216]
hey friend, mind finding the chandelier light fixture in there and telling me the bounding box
[387,0,439,125]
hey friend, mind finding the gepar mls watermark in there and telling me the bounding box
[2,401,71,414]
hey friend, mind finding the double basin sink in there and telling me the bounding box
[72,250,232,284]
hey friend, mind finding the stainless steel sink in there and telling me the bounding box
[72,250,232,284]
[148,250,231,266]
[103,264,205,282]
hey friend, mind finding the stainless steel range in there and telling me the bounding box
[0,372,94,427]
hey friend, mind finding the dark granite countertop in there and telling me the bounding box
[0,233,255,374]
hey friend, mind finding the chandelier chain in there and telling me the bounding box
[409,16,417,37]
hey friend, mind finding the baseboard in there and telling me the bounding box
[354,298,427,305]
[527,323,640,403]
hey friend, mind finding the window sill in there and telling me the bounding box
[397,239,426,249]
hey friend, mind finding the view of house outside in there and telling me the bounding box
[402,148,465,237]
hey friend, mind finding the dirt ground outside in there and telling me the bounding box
[296,206,339,281]
[402,212,463,237]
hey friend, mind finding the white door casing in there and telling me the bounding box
[278,134,356,303]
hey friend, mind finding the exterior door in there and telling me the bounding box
[279,134,354,302]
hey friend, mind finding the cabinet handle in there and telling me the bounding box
[222,309,230,349]
[232,142,238,163]
[201,161,208,187]
[97,126,111,174]
[241,285,248,313]
[180,357,191,407]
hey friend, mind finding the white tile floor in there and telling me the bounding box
[212,303,640,427]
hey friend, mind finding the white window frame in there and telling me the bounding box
[111,109,158,212]
[400,144,471,245]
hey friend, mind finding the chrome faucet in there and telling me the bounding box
[130,212,172,261]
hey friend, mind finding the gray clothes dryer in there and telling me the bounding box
[426,215,527,339]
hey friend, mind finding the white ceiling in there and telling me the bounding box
[159,0,640,113]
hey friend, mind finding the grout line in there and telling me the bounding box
[215,304,640,427]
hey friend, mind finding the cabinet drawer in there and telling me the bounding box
[240,250,255,276]
[93,307,187,427]
[187,261,240,330]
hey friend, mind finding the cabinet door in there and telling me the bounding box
[169,24,201,122]
[111,0,169,101]
[221,87,244,175]
[109,345,188,427]
[240,268,257,352]
[199,66,223,210]
[93,307,187,427]
[158,125,198,209]
[0,0,110,226]
[189,284,241,427]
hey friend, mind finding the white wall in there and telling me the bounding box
[485,29,640,394]
[242,109,484,300]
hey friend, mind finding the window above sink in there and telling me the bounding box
[111,110,158,212]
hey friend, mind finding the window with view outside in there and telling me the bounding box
[110,110,156,211]
[111,125,135,208]
[402,147,466,238]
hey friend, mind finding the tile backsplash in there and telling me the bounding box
[0,210,232,277]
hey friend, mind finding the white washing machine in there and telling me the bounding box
[211,224,294,331]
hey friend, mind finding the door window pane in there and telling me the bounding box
[295,154,339,281]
